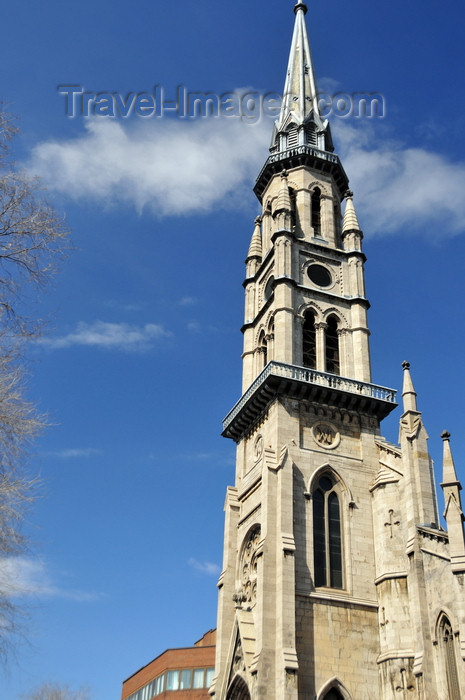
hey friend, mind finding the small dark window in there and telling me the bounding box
[308,264,331,287]
[313,474,343,589]
[311,187,321,237]
[302,310,316,369]
[325,315,340,375]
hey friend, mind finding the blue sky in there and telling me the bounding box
[2,0,465,698]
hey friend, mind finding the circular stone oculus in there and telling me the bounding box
[307,264,332,287]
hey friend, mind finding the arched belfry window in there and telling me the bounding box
[311,187,322,237]
[439,615,461,699]
[325,315,340,375]
[313,473,343,588]
[302,310,316,369]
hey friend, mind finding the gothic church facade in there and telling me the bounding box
[210,4,465,699]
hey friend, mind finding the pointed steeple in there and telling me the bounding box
[245,217,263,281]
[255,1,347,201]
[441,431,460,487]
[273,2,332,154]
[247,217,262,260]
[401,361,418,413]
[440,431,465,573]
[342,191,361,235]
[278,3,318,128]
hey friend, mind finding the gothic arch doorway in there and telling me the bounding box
[226,675,251,700]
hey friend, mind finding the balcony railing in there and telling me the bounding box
[223,361,397,431]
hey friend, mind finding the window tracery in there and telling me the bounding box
[439,614,461,699]
[313,473,343,588]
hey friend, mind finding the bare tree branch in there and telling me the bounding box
[0,106,71,661]
[22,682,91,700]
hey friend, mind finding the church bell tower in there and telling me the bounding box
[210,4,465,699]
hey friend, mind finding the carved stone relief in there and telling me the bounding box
[312,422,341,450]
[239,526,261,608]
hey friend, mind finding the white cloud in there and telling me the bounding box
[188,558,220,576]
[0,557,99,602]
[334,121,465,236]
[38,320,170,352]
[187,321,201,333]
[44,448,101,459]
[27,109,465,237]
[28,115,270,217]
[178,296,197,306]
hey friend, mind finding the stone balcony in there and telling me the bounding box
[222,361,397,441]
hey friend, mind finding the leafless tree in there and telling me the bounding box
[22,681,91,700]
[0,108,69,335]
[0,106,70,659]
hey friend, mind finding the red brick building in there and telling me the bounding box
[121,630,216,700]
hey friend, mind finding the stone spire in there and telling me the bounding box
[247,217,262,260]
[401,361,418,413]
[245,217,263,280]
[272,2,332,154]
[441,430,460,486]
[342,191,361,235]
[399,361,439,531]
[277,3,318,128]
[440,431,465,573]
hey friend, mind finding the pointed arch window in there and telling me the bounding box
[323,691,344,700]
[302,310,316,369]
[313,474,343,589]
[258,331,267,369]
[311,187,322,237]
[325,315,340,375]
[439,615,461,699]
